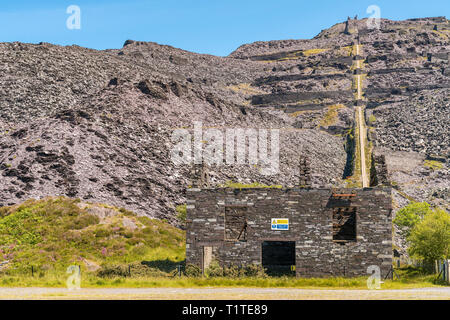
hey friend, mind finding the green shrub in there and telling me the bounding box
[176,204,187,223]
[200,263,267,278]
[223,265,241,278]
[0,208,41,245]
[394,202,431,236]
[184,264,201,277]
[205,260,223,277]
[131,245,147,256]
[97,262,168,278]
[394,202,449,263]
[97,264,129,278]
[408,208,450,262]
[94,228,111,238]
[126,237,141,245]
[129,263,168,277]
[243,264,267,278]
[67,214,100,230]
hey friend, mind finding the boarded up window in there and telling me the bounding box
[332,207,356,241]
[225,206,247,241]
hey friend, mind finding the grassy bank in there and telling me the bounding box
[0,266,446,289]
[0,197,185,274]
[0,272,444,289]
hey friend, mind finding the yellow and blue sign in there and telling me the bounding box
[271,218,289,230]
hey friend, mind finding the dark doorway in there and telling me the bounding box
[262,241,296,276]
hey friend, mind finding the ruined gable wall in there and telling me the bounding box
[186,187,392,278]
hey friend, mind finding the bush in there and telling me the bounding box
[408,208,450,262]
[187,262,267,278]
[94,228,111,238]
[184,264,201,277]
[223,265,241,278]
[97,262,168,278]
[97,264,129,278]
[204,260,223,277]
[393,202,431,237]
[176,204,187,223]
[223,264,267,278]
[67,214,99,230]
[243,264,267,278]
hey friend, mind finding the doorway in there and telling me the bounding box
[262,241,296,276]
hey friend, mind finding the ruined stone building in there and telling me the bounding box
[185,160,393,278]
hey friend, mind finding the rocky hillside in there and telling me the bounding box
[0,16,448,225]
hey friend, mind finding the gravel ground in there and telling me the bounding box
[0,287,448,300]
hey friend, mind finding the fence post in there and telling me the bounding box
[31,266,34,277]
[445,260,449,283]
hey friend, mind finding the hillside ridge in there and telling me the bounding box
[0,16,448,224]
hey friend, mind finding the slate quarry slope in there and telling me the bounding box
[0,17,448,223]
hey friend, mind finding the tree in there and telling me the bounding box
[407,209,450,262]
[393,202,431,237]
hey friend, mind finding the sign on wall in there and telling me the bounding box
[271,218,289,230]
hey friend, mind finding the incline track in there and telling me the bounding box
[354,42,369,187]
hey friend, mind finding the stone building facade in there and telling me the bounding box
[185,186,393,278]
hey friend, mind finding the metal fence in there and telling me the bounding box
[436,260,449,284]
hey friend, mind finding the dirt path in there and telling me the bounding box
[0,287,448,300]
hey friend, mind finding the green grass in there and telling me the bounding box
[0,272,444,289]
[175,204,187,223]
[424,160,444,171]
[318,104,345,127]
[220,181,283,189]
[302,48,329,57]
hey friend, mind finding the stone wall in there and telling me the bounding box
[186,187,393,278]
[370,154,390,187]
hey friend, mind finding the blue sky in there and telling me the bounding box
[0,0,449,56]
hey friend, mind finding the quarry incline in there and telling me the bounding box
[0,16,448,232]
